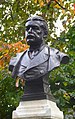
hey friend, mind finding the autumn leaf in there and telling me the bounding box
[54,4,61,9]
[0,59,4,67]
[74,4,75,14]
[0,40,29,68]
[46,0,51,4]
[34,0,38,4]
[39,0,44,7]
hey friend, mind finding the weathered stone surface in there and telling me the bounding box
[12,99,63,119]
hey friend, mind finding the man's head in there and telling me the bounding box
[25,15,48,46]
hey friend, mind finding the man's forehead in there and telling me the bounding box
[26,15,44,22]
[25,20,43,27]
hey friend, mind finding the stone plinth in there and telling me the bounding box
[12,99,63,119]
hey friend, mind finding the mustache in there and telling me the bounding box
[26,33,35,39]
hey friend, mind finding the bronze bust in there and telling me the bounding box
[9,15,69,101]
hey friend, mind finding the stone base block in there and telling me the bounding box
[12,99,63,119]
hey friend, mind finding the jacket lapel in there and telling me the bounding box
[20,47,49,72]
[12,46,49,78]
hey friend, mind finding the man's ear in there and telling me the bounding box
[42,28,48,38]
[43,31,48,38]
[43,34,47,38]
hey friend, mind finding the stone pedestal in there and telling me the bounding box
[12,99,63,119]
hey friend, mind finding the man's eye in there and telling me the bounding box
[33,26,39,30]
[26,26,30,31]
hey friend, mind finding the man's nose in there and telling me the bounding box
[28,27,32,32]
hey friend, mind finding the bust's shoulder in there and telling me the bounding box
[50,47,59,52]
[44,45,59,55]
[9,50,27,71]
[16,51,25,58]
[11,50,27,62]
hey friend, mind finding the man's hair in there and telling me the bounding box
[26,15,48,38]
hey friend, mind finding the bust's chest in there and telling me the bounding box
[18,47,49,75]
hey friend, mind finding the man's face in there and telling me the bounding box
[25,20,43,46]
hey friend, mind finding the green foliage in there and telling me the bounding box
[0,0,75,119]
[0,69,23,119]
[49,25,75,118]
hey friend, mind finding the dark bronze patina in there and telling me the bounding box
[9,15,69,101]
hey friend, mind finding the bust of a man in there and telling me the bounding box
[9,15,69,101]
